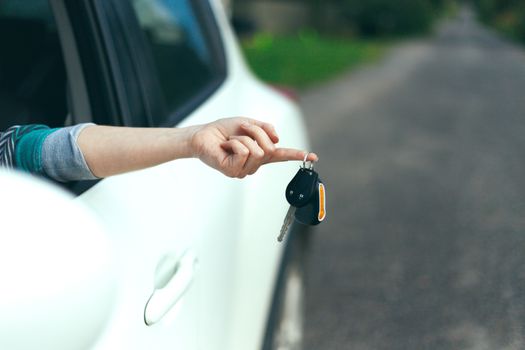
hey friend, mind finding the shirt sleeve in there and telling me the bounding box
[0,123,98,182]
[41,123,98,182]
[0,126,20,169]
[0,125,56,171]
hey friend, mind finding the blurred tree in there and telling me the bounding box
[232,0,447,37]
[340,0,436,36]
[474,0,525,42]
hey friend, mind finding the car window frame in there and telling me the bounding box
[60,0,144,194]
[122,0,228,127]
[63,0,122,126]
[49,0,91,124]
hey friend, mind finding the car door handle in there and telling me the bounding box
[144,250,198,326]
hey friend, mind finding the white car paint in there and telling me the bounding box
[0,0,311,349]
[0,171,115,350]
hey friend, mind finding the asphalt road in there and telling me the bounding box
[300,8,525,350]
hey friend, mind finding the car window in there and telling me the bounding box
[0,0,69,130]
[130,0,226,125]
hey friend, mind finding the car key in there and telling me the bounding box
[278,153,320,242]
[285,166,319,207]
[278,205,295,242]
[295,180,326,225]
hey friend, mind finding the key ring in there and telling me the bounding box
[302,152,314,170]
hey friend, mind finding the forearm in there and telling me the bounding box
[77,125,198,178]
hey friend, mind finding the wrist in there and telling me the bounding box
[176,124,202,159]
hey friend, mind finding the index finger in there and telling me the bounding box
[266,148,319,164]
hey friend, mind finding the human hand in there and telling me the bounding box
[189,117,318,178]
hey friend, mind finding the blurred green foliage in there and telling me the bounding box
[474,0,525,42]
[238,0,454,87]
[242,31,386,87]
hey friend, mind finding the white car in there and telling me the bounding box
[0,0,311,349]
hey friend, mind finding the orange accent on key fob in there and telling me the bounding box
[318,183,326,221]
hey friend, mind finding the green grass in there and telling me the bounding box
[241,31,387,88]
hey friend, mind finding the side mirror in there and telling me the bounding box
[0,171,116,350]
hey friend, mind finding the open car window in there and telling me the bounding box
[0,0,69,130]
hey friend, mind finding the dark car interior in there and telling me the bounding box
[0,9,68,130]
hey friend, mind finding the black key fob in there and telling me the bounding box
[295,179,326,225]
[285,167,319,207]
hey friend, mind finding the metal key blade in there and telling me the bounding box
[278,205,296,242]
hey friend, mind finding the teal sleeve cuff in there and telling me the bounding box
[15,126,59,174]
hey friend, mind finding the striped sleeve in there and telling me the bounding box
[0,127,16,168]
[0,125,55,171]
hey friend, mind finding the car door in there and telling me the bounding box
[84,1,310,349]
[58,1,223,349]
[64,0,247,349]
[116,1,313,349]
